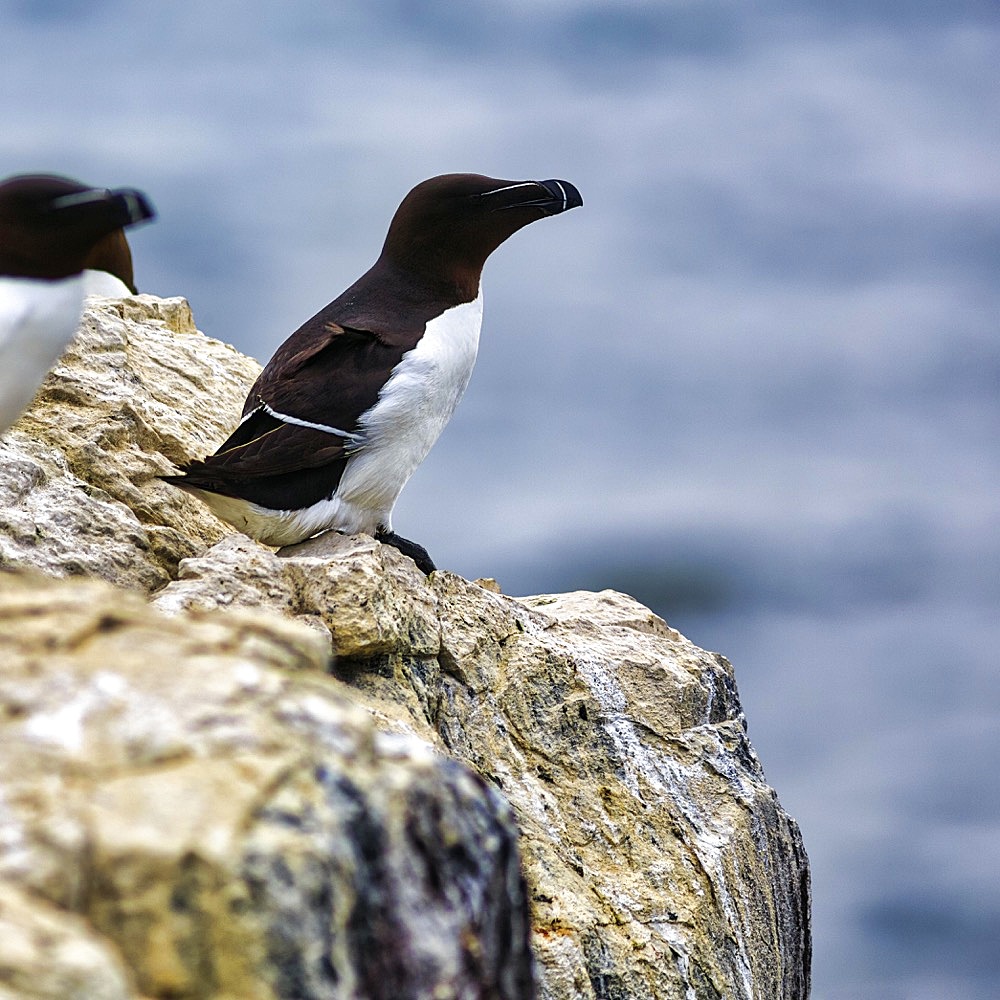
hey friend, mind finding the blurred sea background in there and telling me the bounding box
[2,2,997,996]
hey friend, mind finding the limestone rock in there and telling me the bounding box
[152,531,442,659]
[0,883,132,1000]
[0,570,534,1000]
[0,296,259,588]
[0,296,811,998]
[151,544,813,998]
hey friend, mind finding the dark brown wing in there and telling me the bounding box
[245,319,409,435]
[165,318,410,510]
[165,408,354,510]
[185,410,351,478]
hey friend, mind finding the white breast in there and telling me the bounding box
[331,290,483,531]
[0,275,85,433]
[82,269,133,298]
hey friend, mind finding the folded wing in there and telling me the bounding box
[167,322,409,510]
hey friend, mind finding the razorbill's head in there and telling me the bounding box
[0,174,155,283]
[380,173,582,293]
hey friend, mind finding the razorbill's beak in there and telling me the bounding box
[486,179,583,216]
[47,187,156,228]
[532,179,584,215]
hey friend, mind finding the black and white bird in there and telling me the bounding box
[0,174,155,433]
[164,173,582,573]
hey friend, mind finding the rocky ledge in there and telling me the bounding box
[0,296,810,999]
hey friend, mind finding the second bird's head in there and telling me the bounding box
[0,174,155,283]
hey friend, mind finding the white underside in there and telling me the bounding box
[191,291,484,546]
[0,274,85,433]
[81,269,133,298]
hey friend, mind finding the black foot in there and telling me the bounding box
[375,529,437,575]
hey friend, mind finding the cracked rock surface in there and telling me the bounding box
[0,297,810,999]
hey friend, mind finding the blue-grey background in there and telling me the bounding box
[3,2,997,996]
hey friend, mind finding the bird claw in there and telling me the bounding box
[374,529,436,575]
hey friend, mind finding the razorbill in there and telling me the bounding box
[0,174,155,433]
[164,173,582,573]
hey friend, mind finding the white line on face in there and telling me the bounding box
[480,182,539,197]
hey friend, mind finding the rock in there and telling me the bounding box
[0,569,534,1000]
[0,883,132,1000]
[0,295,260,589]
[152,531,442,659]
[276,532,441,659]
[0,297,811,998]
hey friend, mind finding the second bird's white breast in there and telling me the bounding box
[82,269,133,298]
[337,290,484,517]
[0,274,84,433]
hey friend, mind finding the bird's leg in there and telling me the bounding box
[374,528,437,575]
